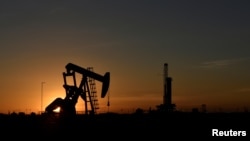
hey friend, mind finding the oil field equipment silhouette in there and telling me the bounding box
[45,63,110,116]
[157,63,176,112]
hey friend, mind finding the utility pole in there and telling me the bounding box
[41,82,45,114]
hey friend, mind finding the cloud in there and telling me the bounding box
[199,58,248,69]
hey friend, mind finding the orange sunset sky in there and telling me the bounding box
[1,0,250,114]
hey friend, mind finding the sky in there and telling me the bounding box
[0,0,250,114]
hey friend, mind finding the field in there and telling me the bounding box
[0,111,249,139]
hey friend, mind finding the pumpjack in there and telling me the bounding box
[45,63,110,116]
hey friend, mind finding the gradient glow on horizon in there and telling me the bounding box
[1,0,250,114]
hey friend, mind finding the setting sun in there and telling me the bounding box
[1,1,250,138]
[53,107,60,113]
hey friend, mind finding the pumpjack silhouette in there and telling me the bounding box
[45,63,110,117]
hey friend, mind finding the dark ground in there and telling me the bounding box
[0,111,250,139]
